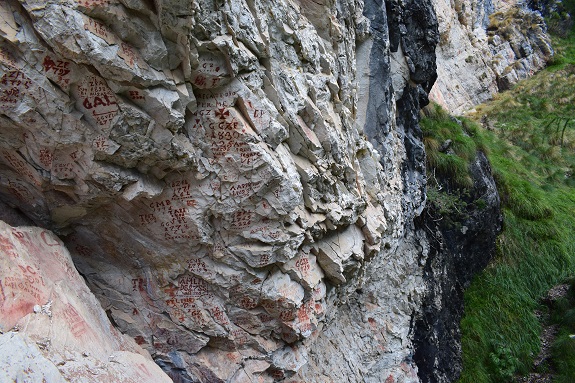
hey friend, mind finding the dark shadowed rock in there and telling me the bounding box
[414,151,502,383]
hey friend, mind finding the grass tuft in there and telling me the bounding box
[421,103,479,190]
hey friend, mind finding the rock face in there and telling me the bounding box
[0,0,441,381]
[431,0,553,114]
[413,151,502,383]
[0,219,171,382]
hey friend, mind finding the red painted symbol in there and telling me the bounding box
[41,231,60,247]
[215,108,230,120]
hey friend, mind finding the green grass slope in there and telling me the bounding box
[423,32,575,383]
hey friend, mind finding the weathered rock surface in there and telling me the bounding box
[431,0,553,114]
[0,0,441,380]
[0,220,171,382]
[414,151,502,383]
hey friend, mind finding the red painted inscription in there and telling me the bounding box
[230,210,253,230]
[76,76,118,127]
[1,151,41,185]
[42,56,71,87]
[128,90,145,100]
[139,214,157,225]
[62,304,89,338]
[39,149,53,168]
[0,70,32,108]
[77,0,111,7]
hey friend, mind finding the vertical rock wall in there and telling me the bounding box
[0,0,439,381]
[295,3,438,381]
[414,152,502,383]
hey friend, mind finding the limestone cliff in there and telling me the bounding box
[431,0,553,114]
[0,0,440,381]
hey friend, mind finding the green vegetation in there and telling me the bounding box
[547,31,575,69]
[460,32,575,382]
[420,103,487,230]
[422,33,575,383]
[421,103,482,191]
[545,1,575,37]
[547,279,575,382]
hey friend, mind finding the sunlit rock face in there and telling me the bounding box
[0,220,172,383]
[431,0,553,114]
[0,0,438,381]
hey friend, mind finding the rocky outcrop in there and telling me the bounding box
[431,0,553,114]
[488,6,554,91]
[414,151,502,383]
[0,219,171,382]
[0,0,441,381]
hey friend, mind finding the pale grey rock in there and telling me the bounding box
[431,0,552,114]
[295,231,429,383]
[314,224,365,285]
[0,332,67,383]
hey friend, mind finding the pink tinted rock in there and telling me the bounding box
[0,220,171,383]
